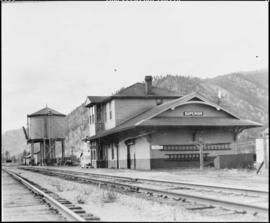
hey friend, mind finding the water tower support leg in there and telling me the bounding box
[61,140,65,165]
[40,142,43,166]
[31,143,34,165]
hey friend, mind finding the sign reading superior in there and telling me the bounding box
[183,111,203,116]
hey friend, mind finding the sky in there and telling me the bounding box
[2,1,268,133]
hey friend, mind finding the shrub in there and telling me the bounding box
[101,189,117,203]
[55,184,64,192]
[76,193,87,204]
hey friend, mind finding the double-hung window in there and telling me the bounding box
[109,102,112,120]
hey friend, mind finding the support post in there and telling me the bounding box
[61,140,65,165]
[31,143,34,165]
[263,137,268,169]
[43,139,47,165]
[196,135,204,170]
[53,140,56,159]
[199,143,204,170]
[40,142,43,166]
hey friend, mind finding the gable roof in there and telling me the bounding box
[85,82,181,107]
[28,107,66,117]
[88,92,262,140]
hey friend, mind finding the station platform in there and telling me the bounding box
[22,165,269,192]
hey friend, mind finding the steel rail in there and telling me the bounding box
[20,166,268,195]
[18,166,268,215]
[3,168,87,222]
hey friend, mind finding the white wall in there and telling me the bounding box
[118,136,151,170]
[118,140,126,160]
[107,144,116,161]
[256,138,264,163]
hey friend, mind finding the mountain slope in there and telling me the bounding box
[2,129,28,158]
[153,70,268,140]
[2,69,268,157]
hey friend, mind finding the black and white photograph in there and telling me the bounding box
[2,0,268,222]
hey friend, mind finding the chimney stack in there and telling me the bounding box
[145,76,153,95]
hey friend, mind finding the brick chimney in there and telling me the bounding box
[145,76,153,95]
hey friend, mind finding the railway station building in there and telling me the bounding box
[83,76,262,170]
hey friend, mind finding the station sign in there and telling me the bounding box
[183,111,203,117]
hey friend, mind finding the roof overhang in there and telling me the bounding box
[85,117,262,142]
[84,95,181,107]
[140,117,263,128]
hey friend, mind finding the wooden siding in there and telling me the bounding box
[151,128,237,160]
[104,100,116,130]
[114,99,172,125]
[29,116,66,139]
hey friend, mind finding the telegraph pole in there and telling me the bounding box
[196,136,204,170]
[199,143,204,170]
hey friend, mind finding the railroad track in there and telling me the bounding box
[35,167,268,195]
[3,168,100,222]
[18,166,268,216]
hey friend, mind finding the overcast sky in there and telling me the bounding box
[2,1,268,133]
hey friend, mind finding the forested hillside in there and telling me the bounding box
[2,69,268,158]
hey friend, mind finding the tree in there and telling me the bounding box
[21,149,28,162]
[1,153,5,162]
[11,155,17,163]
[5,151,10,160]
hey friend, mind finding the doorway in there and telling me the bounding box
[127,145,131,169]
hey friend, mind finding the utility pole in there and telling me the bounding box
[196,136,204,170]
[199,143,204,170]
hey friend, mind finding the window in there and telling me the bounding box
[109,111,112,120]
[109,102,112,120]
[92,114,94,123]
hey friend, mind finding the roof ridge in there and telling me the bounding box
[29,107,65,117]
[114,82,142,96]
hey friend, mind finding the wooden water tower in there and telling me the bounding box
[23,106,66,165]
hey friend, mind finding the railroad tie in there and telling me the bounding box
[186,205,215,211]
[234,210,247,214]
[84,217,100,221]
[59,201,72,204]
[73,210,86,214]
[68,207,84,210]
